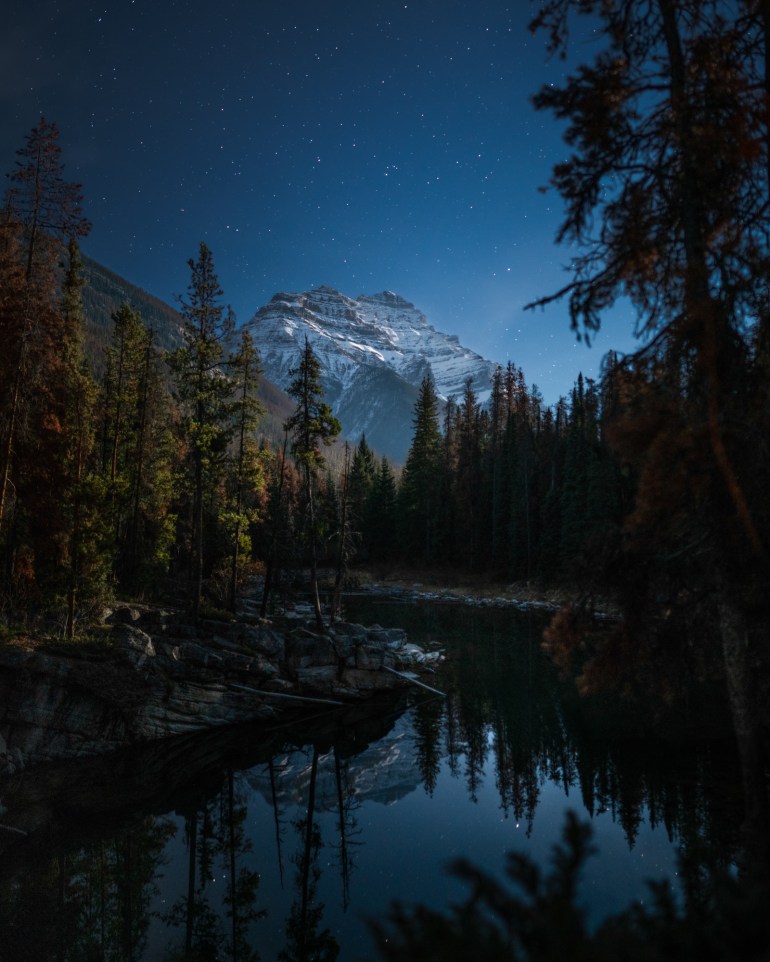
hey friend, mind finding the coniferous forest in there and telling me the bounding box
[0,119,632,630]
[2,2,770,955]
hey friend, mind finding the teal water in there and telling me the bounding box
[0,597,742,961]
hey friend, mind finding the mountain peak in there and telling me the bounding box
[360,290,414,309]
[248,287,496,462]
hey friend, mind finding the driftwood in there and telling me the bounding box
[228,683,344,707]
[384,666,445,697]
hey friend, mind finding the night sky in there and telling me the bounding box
[2,0,636,403]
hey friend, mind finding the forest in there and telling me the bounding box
[0,120,634,634]
[2,0,770,953]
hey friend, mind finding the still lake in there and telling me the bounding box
[0,596,743,961]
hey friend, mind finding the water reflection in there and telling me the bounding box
[0,600,745,961]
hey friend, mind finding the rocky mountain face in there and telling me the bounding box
[78,256,294,446]
[80,255,185,368]
[79,259,497,464]
[247,287,497,463]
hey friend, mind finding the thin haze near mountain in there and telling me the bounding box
[1,0,637,403]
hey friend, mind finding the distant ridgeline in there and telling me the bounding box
[80,255,184,369]
[77,255,294,447]
[75,266,502,465]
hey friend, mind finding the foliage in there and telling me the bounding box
[372,812,770,962]
[167,241,235,617]
[284,337,341,627]
[398,375,445,564]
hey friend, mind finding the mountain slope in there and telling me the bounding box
[79,256,294,447]
[80,255,185,368]
[247,286,496,462]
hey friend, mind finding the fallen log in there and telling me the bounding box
[384,666,445,697]
[228,683,344,707]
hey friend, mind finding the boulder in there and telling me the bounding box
[329,621,368,642]
[177,643,224,669]
[106,606,143,625]
[113,625,156,669]
[295,665,339,691]
[236,624,285,660]
[285,630,335,669]
[356,643,385,671]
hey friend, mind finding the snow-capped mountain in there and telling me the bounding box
[241,711,423,810]
[247,286,496,463]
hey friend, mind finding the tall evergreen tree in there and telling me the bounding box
[398,376,444,565]
[59,239,110,638]
[223,329,264,610]
[101,305,177,595]
[366,456,399,563]
[453,378,484,569]
[347,435,376,559]
[0,118,90,545]
[530,0,770,850]
[168,242,235,618]
[284,337,341,629]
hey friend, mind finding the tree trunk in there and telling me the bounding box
[0,349,24,536]
[718,588,770,861]
[331,443,350,624]
[306,468,324,631]
[261,432,288,618]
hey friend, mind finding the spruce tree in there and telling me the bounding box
[168,242,235,618]
[398,376,443,565]
[224,329,264,610]
[284,336,341,629]
[101,305,177,595]
[347,435,376,559]
[58,241,107,636]
[0,118,90,543]
[530,0,770,848]
[367,456,398,563]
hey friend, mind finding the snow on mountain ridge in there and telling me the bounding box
[247,286,497,462]
[249,286,494,400]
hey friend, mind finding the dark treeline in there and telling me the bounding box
[0,118,335,632]
[0,117,626,638]
[352,364,626,588]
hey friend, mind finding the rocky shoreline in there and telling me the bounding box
[0,596,444,778]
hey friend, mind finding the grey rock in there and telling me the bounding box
[113,625,156,668]
[178,644,223,669]
[285,630,335,669]
[356,644,385,671]
[329,621,368,642]
[107,606,143,624]
[295,665,339,691]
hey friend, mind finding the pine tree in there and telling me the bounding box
[100,306,177,596]
[398,376,444,565]
[453,378,483,569]
[530,0,770,850]
[0,118,90,543]
[58,241,107,636]
[223,329,264,610]
[168,243,235,618]
[347,435,376,559]
[284,336,341,629]
[366,457,398,563]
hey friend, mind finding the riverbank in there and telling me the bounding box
[346,568,619,617]
[0,594,444,778]
[0,569,620,779]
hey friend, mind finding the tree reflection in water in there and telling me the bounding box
[0,600,753,960]
[161,766,265,962]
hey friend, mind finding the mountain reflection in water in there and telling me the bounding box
[0,598,744,961]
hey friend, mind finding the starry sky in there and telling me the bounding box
[2,0,636,404]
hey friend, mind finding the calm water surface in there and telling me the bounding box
[0,597,743,961]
